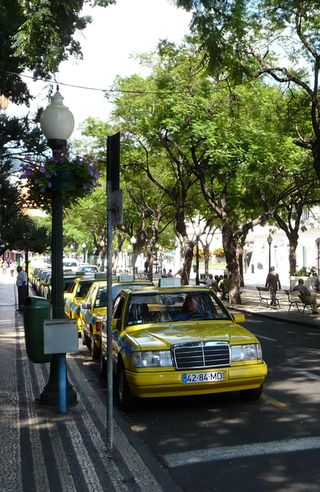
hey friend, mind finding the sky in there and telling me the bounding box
[7,0,191,136]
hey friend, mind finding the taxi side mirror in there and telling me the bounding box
[233,313,245,324]
[81,301,91,309]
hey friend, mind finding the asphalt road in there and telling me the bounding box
[78,313,320,492]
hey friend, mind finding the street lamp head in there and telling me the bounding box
[130,236,137,245]
[40,90,75,149]
[267,234,273,245]
[82,243,87,249]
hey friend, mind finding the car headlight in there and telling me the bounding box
[231,344,262,362]
[132,351,173,368]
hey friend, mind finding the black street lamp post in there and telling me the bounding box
[39,90,77,406]
[267,233,273,271]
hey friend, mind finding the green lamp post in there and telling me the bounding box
[39,89,77,406]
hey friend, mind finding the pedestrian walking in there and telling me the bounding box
[265,266,281,306]
[16,266,28,311]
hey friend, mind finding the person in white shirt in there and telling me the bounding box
[16,266,28,311]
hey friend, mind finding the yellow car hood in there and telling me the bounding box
[125,321,257,350]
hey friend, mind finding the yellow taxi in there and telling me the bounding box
[64,276,96,335]
[101,280,268,410]
[79,276,153,359]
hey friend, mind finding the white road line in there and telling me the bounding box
[299,371,320,381]
[255,334,277,341]
[68,356,165,492]
[163,436,320,468]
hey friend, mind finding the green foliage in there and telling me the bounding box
[1,0,115,103]
[291,266,314,277]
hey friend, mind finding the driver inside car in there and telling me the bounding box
[173,294,200,321]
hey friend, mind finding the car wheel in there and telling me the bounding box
[100,350,107,381]
[81,327,89,347]
[240,384,263,401]
[91,334,99,360]
[116,361,138,411]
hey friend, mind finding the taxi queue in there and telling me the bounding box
[28,266,268,411]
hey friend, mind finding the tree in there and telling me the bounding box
[175,1,320,179]
[72,118,177,277]
[1,0,114,104]
[110,38,317,301]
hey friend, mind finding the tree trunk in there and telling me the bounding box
[180,238,194,285]
[288,239,298,275]
[222,223,241,304]
[238,245,244,287]
[203,243,210,277]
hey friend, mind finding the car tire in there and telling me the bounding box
[240,384,263,401]
[116,361,138,411]
[91,334,99,360]
[100,351,107,381]
[81,327,89,347]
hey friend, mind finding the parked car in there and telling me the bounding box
[64,277,96,335]
[76,264,99,274]
[79,276,153,360]
[46,273,84,302]
[63,258,79,273]
[100,284,268,410]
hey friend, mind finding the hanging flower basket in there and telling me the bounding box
[20,155,101,210]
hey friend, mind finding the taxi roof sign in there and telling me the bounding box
[118,274,134,282]
[158,278,181,288]
[94,272,107,280]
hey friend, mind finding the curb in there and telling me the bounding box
[229,304,320,328]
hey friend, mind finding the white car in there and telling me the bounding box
[76,263,99,274]
[63,258,79,272]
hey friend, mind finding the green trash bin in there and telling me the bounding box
[23,296,52,363]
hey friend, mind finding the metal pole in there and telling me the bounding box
[106,180,113,453]
[268,243,271,271]
[51,188,64,319]
[40,160,76,407]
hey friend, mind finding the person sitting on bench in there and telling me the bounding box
[291,278,319,314]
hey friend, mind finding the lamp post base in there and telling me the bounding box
[40,356,77,406]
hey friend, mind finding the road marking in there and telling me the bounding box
[299,371,320,381]
[262,393,288,408]
[163,436,320,468]
[255,334,277,342]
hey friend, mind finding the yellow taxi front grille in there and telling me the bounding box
[172,341,230,370]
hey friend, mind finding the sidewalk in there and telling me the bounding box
[0,275,178,492]
[1,278,318,492]
[227,286,320,328]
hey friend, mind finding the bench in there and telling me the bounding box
[256,286,280,308]
[284,289,313,314]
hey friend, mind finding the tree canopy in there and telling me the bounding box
[175,1,320,178]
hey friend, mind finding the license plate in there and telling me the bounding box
[182,371,225,384]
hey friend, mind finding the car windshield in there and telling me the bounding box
[94,283,152,308]
[126,291,231,326]
[76,281,93,297]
